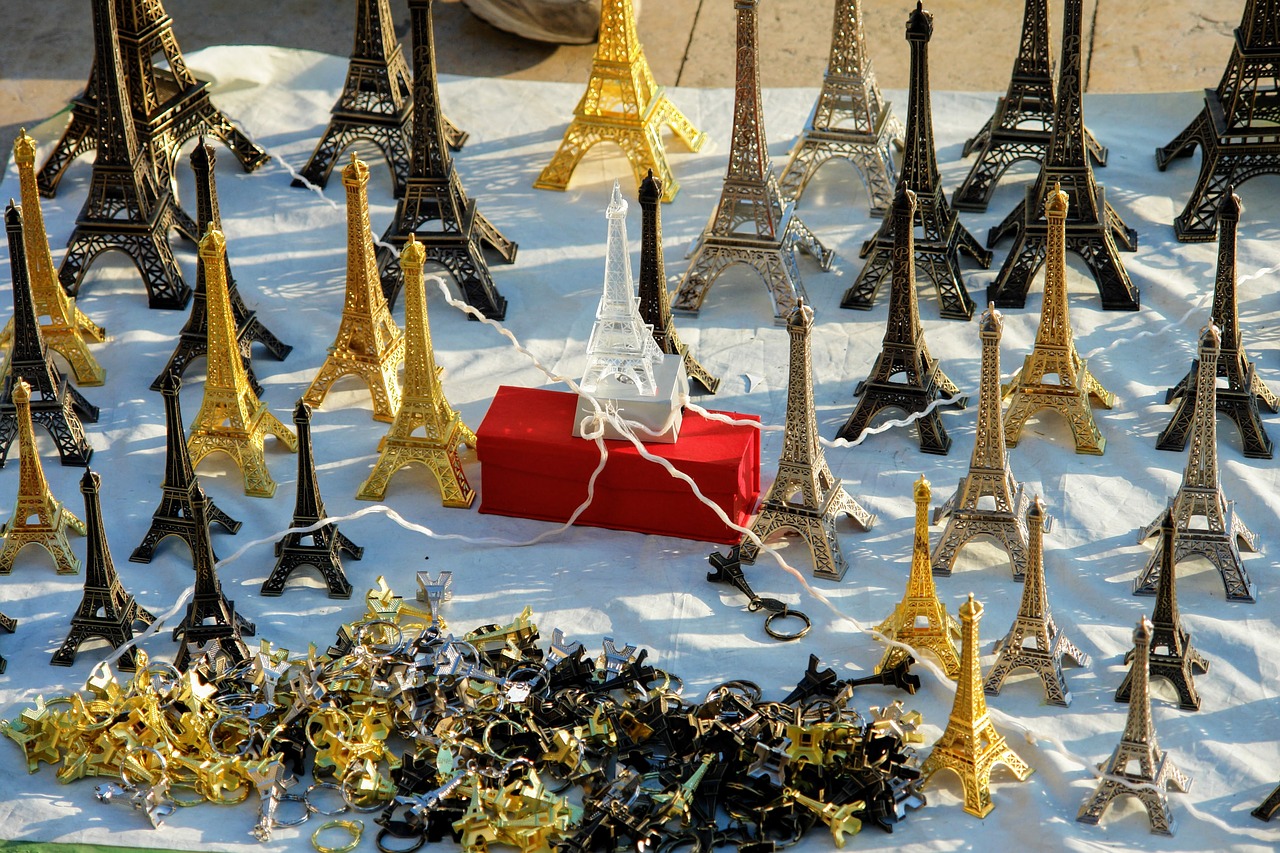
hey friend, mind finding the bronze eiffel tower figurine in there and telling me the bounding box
[0,609,13,673]
[377,0,516,317]
[1135,324,1258,602]
[777,0,902,214]
[984,496,1090,705]
[131,372,240,564]
[736,301,874,581]
[52,470,155,671]
[837,187,965,454]
[952,0,1106,211]
[842,3,988,320]
[152,140,292,394]
[1159,190,1276,458]
[263,401,362,599]
[295,0,465,196]
[1158,0,1280,241]
[1078,617,1191,835]
[57,0,189,310]
[671,0,832,325]
[637,171,718,394]
[0,204,98,468]
[986,0,1137,310]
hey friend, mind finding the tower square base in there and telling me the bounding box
[478,386,760,543]
[574,355,686,443]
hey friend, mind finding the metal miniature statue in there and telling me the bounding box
[1002,184,1113,455]
[777,0,903,214]
[305,154,407,423]
[875,477,961,679]
[671,0,832,325]
[919,593,1033,817]
[706,549,812,641]
[1158,190,1277,458]
[986,0,1137,310]
[187,228,298,499]
[838,187,965,455]
[1256,778,1280,821]
[535,0,706,202]
[952,0,1106,211]
[1135,324,1258,601]
[377,0,516,317]
[734,300,874,581]
[1077,617,1191,835]
[0,610,13,673]
[357,236,478,508]
[984,496,1090,705]
[0,380,86,576]
[52,470,156,671]
[842,2,989,320]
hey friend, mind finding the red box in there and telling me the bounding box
[477,386,760,543]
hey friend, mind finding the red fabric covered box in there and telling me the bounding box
[477,386,760,543]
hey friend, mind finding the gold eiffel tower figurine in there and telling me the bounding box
[187,228,297,498]
[0,379,86,575]
[1003,183,1114,455]
[0,131,106,386]
[876,476,961,679]
[305,153,406,422]
[534,0,706,202]
[357,235,477,508]
[920,593,1033,817]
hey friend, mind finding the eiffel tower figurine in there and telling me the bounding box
[1078,617,1191,835]
[263,401,363,599]
[933,306,1036,577]
[875,476,961,679]
[1158,190,1277,458]
[1157,0,1280,241]
[0,204,98,468]
[0,130,106,386]
[837,187,966,455]
[671,0,832,325]
[131,373,240,563]
[778,0,902,214]
[0,380,86,575]
[0,609,13,673]
[1003,184,1114,455]
[841,2,989,320]
[152,140,292,394]
[187,228,297,498]
[1134,324,1258,601]
[637,171,718,394]
[735,300,874,581]
[535,0,706,203]
[984,496,1090,705]
[952,0,1106,211]
[377,0,517,316]
[919,593,1033,817]
[294,0,466,196]
[52,469,156,670]
[56,0,189,310]
[305,154,406,423]
[986,0,1138,310]
[357,235,477,508]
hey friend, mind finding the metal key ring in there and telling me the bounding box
[271,792,311,827]
[375,824,427,853]
[764,607,812,641]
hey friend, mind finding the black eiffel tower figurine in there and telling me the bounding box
[294,0,465,196]
[986,0,1138,310]
[262,401,362,599]
[151,141,292,394]
[637,170,718,394]
[837,187,966,454]
[1117,509,1209,711]
[952,0,1106,211]
[52,469,156,671]
[0,204,98,467]
[130,373,241,563]
[841,2,989,321]
[1159,190,1277,458]
[56,0,190,310]
[376,0,516,316]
